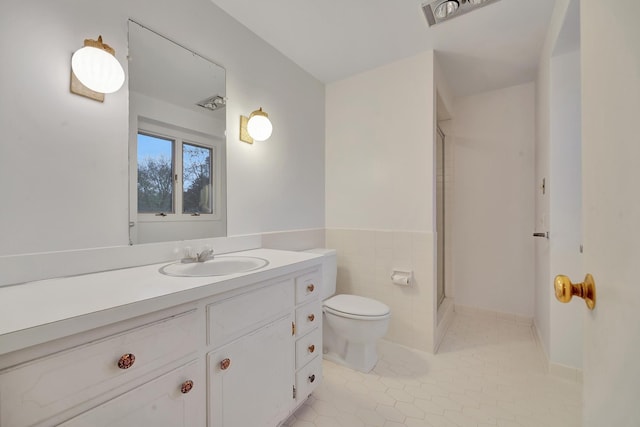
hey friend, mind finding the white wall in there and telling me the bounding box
[325,51,442,351]
[549,49,583,370]
[534,0,583,374]
[0,0,325,258]
[451,83,536,318]
[326,52,435,232]
[533,0,565,362]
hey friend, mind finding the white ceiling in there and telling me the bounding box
[210,0,557,97]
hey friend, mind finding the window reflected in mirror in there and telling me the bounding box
[182,143,213,215]
[137,133,174,214]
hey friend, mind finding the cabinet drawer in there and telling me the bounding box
[295,356,322,404]
[295,300,322,337]
[207,279,293,348]
[0,310,197,427]
[295,270,321,304]
[295,328,322,370]
[59,359,204,427]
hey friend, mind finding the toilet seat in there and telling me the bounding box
[324,294,390,320]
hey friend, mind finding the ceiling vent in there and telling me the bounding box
[197,95,226,111]
[422,0,502,26]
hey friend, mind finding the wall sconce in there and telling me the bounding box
[240,108,273,144]
[70,35,125,102]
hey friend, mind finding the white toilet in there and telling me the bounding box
[306,248,391,373]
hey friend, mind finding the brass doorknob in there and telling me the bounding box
[307,314,315,322]
[308,344,315,353]
[554,274,596,310]
[307,284,315,292]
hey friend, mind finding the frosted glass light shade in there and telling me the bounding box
[247,109,273,141]
[71,46,125,94]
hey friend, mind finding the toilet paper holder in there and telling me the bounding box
[391,269,413,286]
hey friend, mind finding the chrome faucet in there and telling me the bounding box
[181,247,214,263]
[196,248,215,262]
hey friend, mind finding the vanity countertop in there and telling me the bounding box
[0,248,322,356]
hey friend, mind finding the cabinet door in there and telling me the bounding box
[59,360,204,427]
[209,314,294,427]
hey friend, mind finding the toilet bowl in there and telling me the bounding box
[305,249,391,373]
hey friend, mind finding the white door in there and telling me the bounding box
[581,0,640,425]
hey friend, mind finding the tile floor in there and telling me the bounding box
[283,312,582,427]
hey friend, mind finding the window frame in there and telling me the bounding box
[134,121,222,224]
[136,131,176,214]
[181,140,215,215]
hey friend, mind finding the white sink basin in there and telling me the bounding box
[160,256,269,277]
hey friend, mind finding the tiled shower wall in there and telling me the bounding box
[325,229,435,352]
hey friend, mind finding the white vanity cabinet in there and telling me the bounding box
[206,278,295,426]
[206,267,323,427]
[0,250,323,427]
[292,270,323,408]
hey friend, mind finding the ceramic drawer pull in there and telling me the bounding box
[220,358,231,370]
[117,353,136,370]
[180,380,194,394]
[307,284,315,292]
[308,344,315,354]
[307,314,315,322]
[308,374,316,383]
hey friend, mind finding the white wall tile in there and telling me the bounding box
[328,228,435,352]
[261,229,325,251]
[326,52,435,233]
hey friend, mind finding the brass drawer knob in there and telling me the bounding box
[117,353,135,369]
[180,380,194,394]
[307,284,315,292]
[307,314,315,322]
[308,374,316,383]
[308,344,315,353]
[220,358,231,370]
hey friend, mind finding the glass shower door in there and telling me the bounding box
[436,127,445,308]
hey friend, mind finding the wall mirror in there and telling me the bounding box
[128,20,227,244]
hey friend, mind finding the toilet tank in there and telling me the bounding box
[304,248,337,299]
